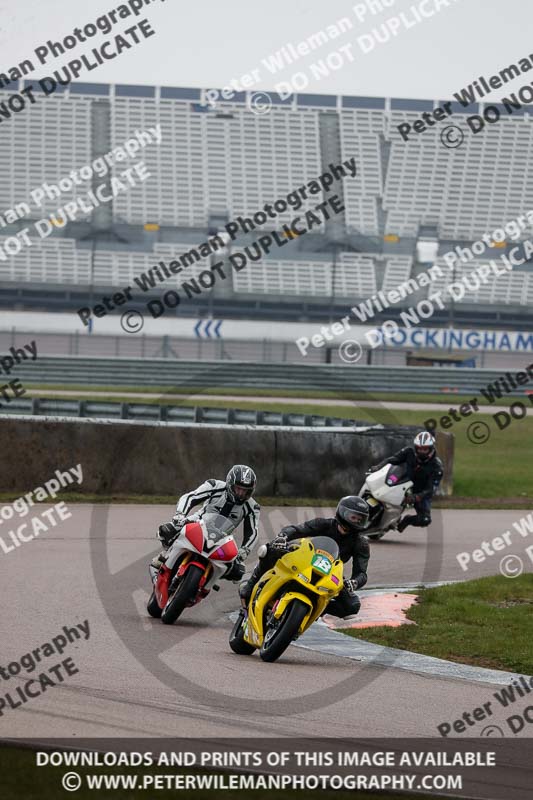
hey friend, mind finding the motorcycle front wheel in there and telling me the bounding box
[161,564,204,624]
[229,610,256,655]
[259,598,309,663]
[147,589,162,618]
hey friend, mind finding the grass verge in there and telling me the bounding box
[340,575,533,673]
[24,383,531,407]
[0,492,529,509]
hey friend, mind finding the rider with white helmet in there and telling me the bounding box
[368,431,443,532]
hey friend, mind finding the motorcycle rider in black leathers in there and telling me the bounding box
[368,431,443,532]
[153,465,260,582]
[239,496,371,619]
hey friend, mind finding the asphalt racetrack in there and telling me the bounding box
[1,505,531,741]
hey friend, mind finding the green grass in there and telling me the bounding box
[341,575,533,673]
[0,747,438,800]
[24,383,528,407]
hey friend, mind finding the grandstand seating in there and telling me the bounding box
[428,258,533,306]
[1,83,533,309]
[385,111,533,240]
[0,237,91,284]
[112,99,322,228]
[0,91,92,219]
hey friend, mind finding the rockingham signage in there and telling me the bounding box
[366,327,533,353]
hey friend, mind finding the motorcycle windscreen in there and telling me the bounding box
[202,512,238,561]
[386,463,410,485]
[202,512,237,539]
[309,536,339,560]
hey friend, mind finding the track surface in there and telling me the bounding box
[1,505,532,740]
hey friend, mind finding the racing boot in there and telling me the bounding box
[151,522,178,570]
[238,561,265,606]
[397,515,415,532]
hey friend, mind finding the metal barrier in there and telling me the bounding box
[12,355,533,396]
[2,397,364,427]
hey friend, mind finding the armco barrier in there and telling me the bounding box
[13,355,533,396]
[0,417,453,497]
[0,397,377,427]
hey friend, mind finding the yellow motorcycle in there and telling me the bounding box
[229,536,344,662]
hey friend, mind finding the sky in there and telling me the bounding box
[1,0,532,103]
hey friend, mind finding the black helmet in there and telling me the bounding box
[226,464,256,504]
[414,431,436,462]
[335,495,370,533]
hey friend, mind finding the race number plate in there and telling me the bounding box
[311,554,332,575]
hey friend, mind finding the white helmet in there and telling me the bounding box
[414,431,435,461]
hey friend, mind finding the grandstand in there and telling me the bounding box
[1,82,533,327]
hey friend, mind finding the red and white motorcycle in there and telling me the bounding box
[147,513,239,624]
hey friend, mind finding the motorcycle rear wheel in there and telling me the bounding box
[161,564,204,624]
[147,589,162,618]
[229,610,256,655]
[259,598,309,663]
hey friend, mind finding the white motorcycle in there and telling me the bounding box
[147,512,239,624]
[359,464,414,541]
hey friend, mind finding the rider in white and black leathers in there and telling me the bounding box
[155,465,260,581]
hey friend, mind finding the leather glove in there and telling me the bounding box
[172,512,187,529]
[269,533,288,553]
[158,522,178,547]
[226,557,245,582]
[344,578,359,595]
[238,546,250,561]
